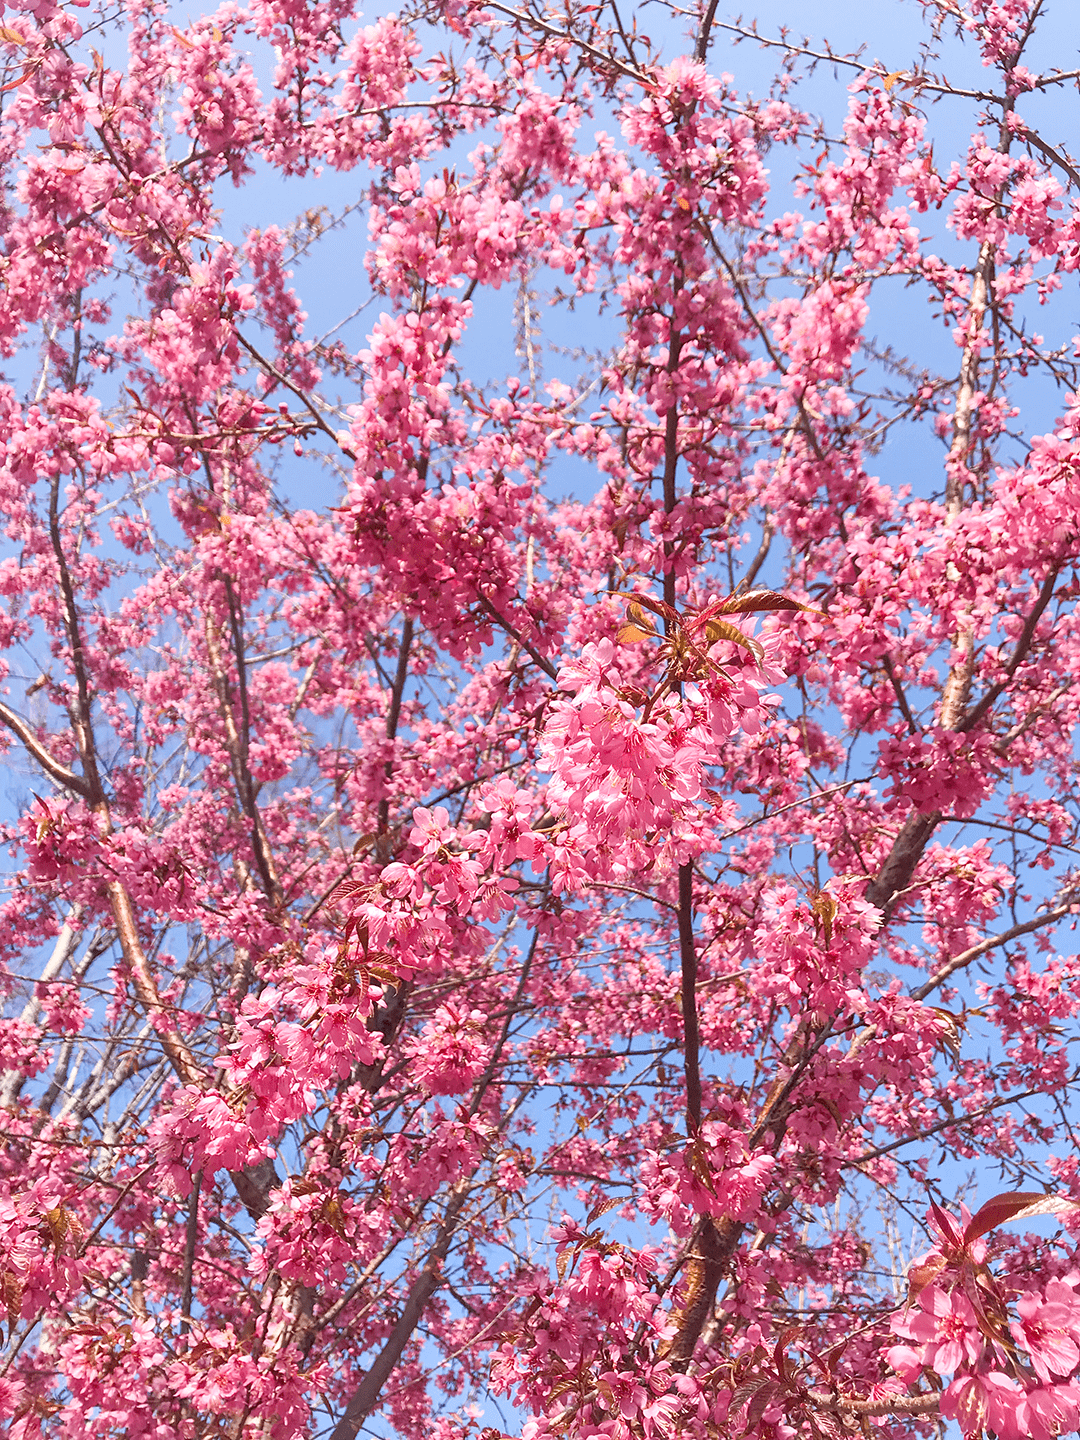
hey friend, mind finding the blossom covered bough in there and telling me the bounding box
[2,0,1080,1434]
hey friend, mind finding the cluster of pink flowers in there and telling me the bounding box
[403,1001,490,1095]
[539,631,781,853]
[2,0,1080,1435]
[887,1205,1080,1440]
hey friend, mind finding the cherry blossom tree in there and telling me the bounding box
[4,0,1080,1434]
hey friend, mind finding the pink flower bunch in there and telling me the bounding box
[640,1124,776,1234]
[251,1179,366,1287]
[149,1084,268,1193]
[21,799,100,885]
[886,1205,1080,1440]
[403,1000,490,1095]
[0,1182,85,1323]
[539,634,779,848]
[880,727,999,817]
[34,979,90,1035]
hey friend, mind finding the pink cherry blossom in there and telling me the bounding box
[0,0,1079,1437]
[891,1285,984,1374]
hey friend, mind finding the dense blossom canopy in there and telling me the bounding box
[2,0,1080,1436]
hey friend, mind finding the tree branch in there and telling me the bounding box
[378,616,414,845]
[180,1169,202,1335]
[329,1183,471,1440]
[807,1388,940,1418]
[862,810,942,915]
[0,702,92,799]
[477,594,559,681]
[204,602,283,906]
[911,894,1079,1002]
[678,863,702,1135]
[1015,121,1080,191]
[959,562,1062,733]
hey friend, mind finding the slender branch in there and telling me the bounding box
[223,575,253,775]
[854,1074,1077,1164]
[711,22,1001,102]
[882,654,918,734]
[910,895,1079,1002]
[1015,122,1080,191]
[468,926,540,1114]
[41,462,279,1227]
[0,915,82,1107]
[679,864,702,1135]
[586,880,679,914]
[939,239,995,728]
[661,328,685,611]
[741,513,774,590]
[48,476,104,803]
[477,594,559,681]
[235,332,357,459]
[328,1183,471,1440]
[180,1169,203,1335]
[864,235,1001,916]
[847,893,1079,1064]
[378,616,414,842]
[204,604,283,906]
[959,563,1062,732]
[0,702,92,798]
[705,242,827,465]
[718,779,867,843]
[479,0,649,83]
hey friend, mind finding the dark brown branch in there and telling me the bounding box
[882,653,918,734]
[661,328,685,611]
[468,927,540,1114]
[866,562,1063,916]
[695,0,720,61]
[378,616,414,842]
[863,810,942,915]
[48,476,104,804]
[224,575,253,778]
[477,594,559,681]
[846,892,1080,1071]
[679,864,702,1134]
[235,332,357,460]
[741,514,774,590]
[1015,123,1080,191]
[478,0,649,83]
[204,604,283,906]
[227,1157,281,1220]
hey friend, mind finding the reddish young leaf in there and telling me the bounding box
[715,589,819,616]
[963,1192,1080,1245]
